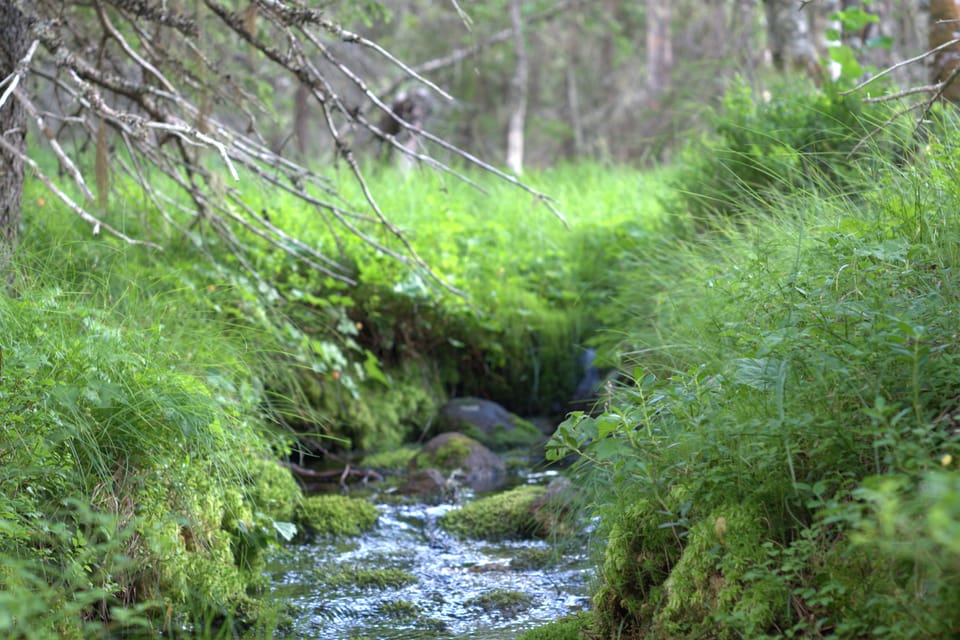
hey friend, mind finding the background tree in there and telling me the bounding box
[0,2,29,278]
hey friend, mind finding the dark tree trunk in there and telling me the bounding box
[0,1,29,276]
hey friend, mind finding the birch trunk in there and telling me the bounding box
[506,0,527,175]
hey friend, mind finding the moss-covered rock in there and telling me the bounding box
[315,564,417,589]
[410,432,506,492]
[296,495,379,538]
[593,497,683,638]
[465,589,534,618]
[435,397,544,451]
[439,485,545,540]
[655,504,786,638]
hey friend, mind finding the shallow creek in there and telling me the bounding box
[270,472,591,639]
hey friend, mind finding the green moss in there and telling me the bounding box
[439,485,545,540]
[459,416,544,451]
[297,365,442,452]
[297,495,379,537]
[593,497,682,638]
[361,445,418,471]
[242,457,303,523]
[316,565,417,589]
[516,612,594,640]
[465,589,534,618]
[412,433,475,470]
[375,599,421,619]
[655,504,785,638]
[509,547,556,570]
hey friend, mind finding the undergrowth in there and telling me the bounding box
[548,84,960,638]
[0,215,302,637]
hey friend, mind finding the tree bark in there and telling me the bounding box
[505,0,527,175]
[0,1,28,277]
[646,0,673,93]
[930,0,960,104]
[763,0,819,75]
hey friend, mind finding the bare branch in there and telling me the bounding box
[0,38,38,112]
[0,134,160,248]
[841,37,960,96]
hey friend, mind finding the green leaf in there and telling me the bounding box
[731,357,787,392]
[272,521,297,542]
[828,45,863,80]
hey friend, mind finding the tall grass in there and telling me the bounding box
[550,88,960,638]
[0,192,300,638]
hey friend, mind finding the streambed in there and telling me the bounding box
[270,473,591,639]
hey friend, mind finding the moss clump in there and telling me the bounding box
[361,445,418,471]
[411,433,475,471]
[516,612,593,640]
[241,457,302,523]
[509,546,556,570]
[316,564,417,589]
[465,589,534,618]
[593,497,683,637]
[376,599,422,619]
[439,485,545,540]
[297,495,379,537]
[465,416,544,451]
[655,504,785,638]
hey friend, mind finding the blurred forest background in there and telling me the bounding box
[275,0,931,168]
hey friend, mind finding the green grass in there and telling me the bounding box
[11,77,956,639]
[1,191,303,637]
[549,88,960,638]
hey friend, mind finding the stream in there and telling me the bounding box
[270,471,592,639]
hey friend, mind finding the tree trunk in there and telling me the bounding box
[505,0,527,175]
[930,0,960,104]
[763,0,819,75]
[0,1,28,278]
[646,0,673,93]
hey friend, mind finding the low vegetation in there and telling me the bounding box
[546,84,960,638]
[5,71,960,638]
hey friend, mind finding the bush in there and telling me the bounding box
[667,78,907,222]
[551,100,960,637]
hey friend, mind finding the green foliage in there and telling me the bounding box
[551,95,960,637]
[0,197,303,637]
[297,495,380,538]
[438,485,545,540]
[667,79,907,222]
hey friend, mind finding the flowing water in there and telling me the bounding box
[270,472,591,639]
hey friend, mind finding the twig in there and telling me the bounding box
[0,135,160,248]
[0,39,38,111]
[840,37,960,96]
